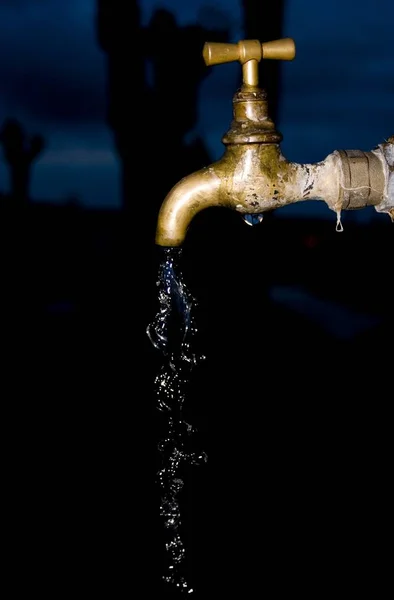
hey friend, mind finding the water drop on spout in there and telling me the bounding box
[242,213,264,226]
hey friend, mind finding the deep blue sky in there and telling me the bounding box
[0,0,393,217]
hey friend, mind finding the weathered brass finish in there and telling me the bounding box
[242,59,259,87]
[202,38,296,66]
[203,38,295,87]
[156,37,304,246]
[155,38,391,246]
[261,38,296,61]
[221,87,281,145]
[155,143,342,247]
[335,150,385,209]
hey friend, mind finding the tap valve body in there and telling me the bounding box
[155,37,393,246]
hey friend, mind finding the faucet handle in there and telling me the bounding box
[203,38,296,86]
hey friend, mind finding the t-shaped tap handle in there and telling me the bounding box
[203,38,296,86]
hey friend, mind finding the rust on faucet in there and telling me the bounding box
[155,38,392,247]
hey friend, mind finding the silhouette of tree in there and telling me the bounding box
[0,118,45,206]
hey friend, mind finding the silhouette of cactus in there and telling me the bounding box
[0,118,45,205]
[96,0,228,217]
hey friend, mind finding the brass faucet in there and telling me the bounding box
[155,38,394,246]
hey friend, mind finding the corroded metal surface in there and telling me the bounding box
[375,137,394,219]
[155,142,343,246]
[155,38,392,247]
[335,149,386,209]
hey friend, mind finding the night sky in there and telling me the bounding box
[0,0,393,215]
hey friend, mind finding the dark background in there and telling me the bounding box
[1,1,392,597]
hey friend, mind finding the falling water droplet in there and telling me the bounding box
[242,213,264,227]
[336,210,344,233]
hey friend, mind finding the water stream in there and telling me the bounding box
[147,247,207,594]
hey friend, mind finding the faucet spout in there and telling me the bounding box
[155,167,223,247]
